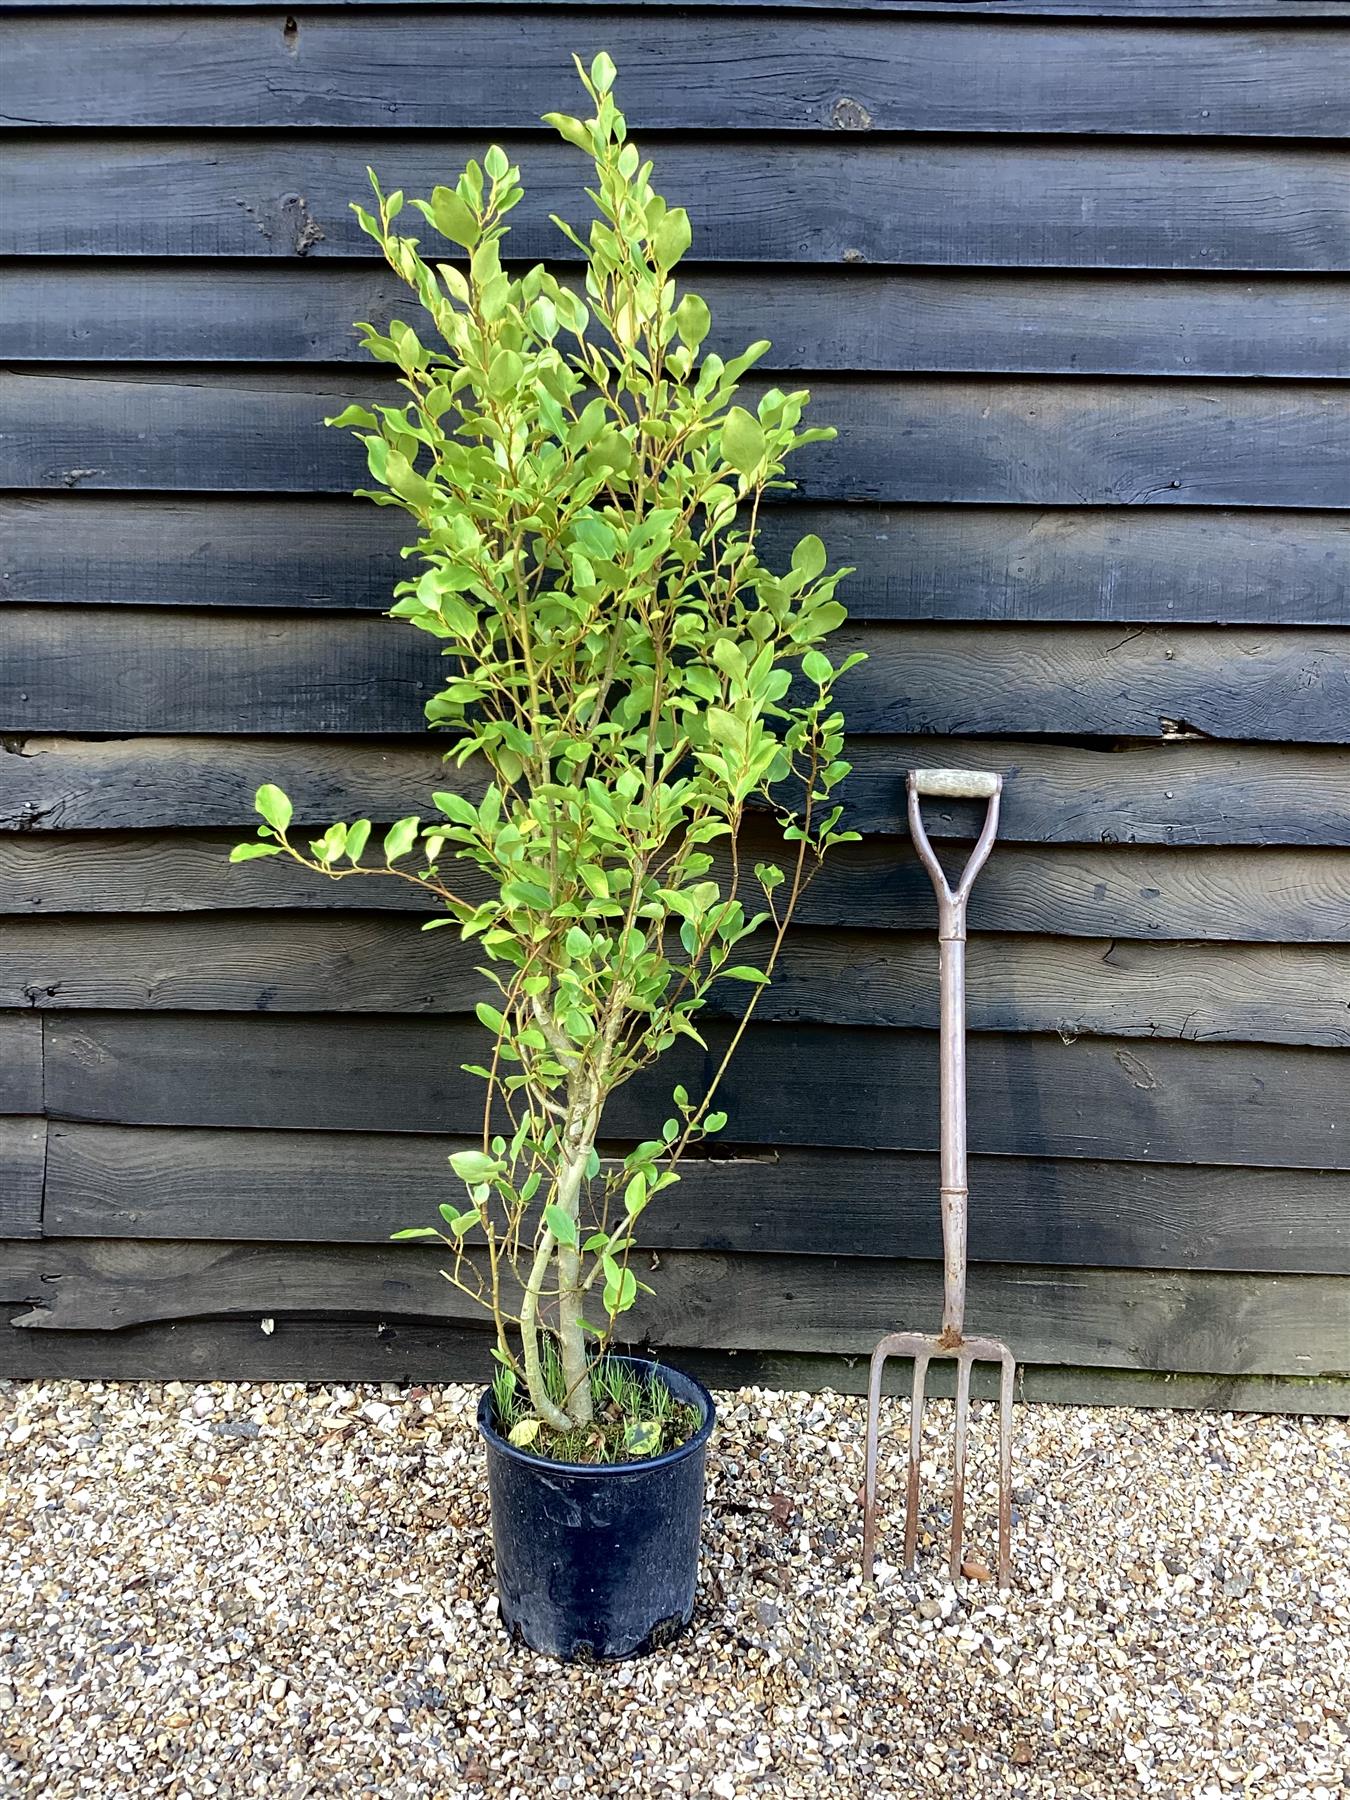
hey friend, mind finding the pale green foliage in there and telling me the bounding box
[232,56,861,1444]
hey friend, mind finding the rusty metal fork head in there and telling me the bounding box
[862,1330,1015,1588]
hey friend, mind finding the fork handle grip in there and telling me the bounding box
[910,768,1001,800]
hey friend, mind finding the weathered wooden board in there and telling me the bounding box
[8,1,1347,18]
[2,1306,1342,1414]
[0,1118,45,1239]
[8,830,1348,944]
[41,1121,1350,1275]
[5,915,1348,1046]
[8,371,1350,509]
[6,12,1347,136]
[0,1014,42,1116]
[7,494,1350,627]
[8,609,1350,742]
[6,265,1350,380]
[7,137,1348,271]
[38,1013,1350,1170]
[7,733,1349,847]
[6,1237,1344,1378]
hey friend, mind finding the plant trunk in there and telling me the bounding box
[520,1096,596,1431]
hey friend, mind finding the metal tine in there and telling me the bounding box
[902,1351,928,1571]
[997,1351,1015,1587]
[950,1352,973,1582]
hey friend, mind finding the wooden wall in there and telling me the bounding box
[2,0,1348,1408]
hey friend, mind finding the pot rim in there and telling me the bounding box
[476,1351,716,1478]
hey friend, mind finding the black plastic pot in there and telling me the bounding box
[477,1355,716,1661]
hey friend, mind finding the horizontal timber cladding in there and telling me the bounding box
[4,264,1350,380]
[31,1012,1350,1172]
[40,1122,1350,1276]
[6,137,1350,271]
[7,371,1350,508]
[3,916,1350,1047]
[5,495,1350,626]
[5,10,1349,135]
[1,1312,1343,1415]
[7,609,1350,741]
[3,0,1349,1397]
[3,1239,1345,1380]
[7,832,1350,944]
[5,734,1349,845]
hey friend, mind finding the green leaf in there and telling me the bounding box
[543,1204,578,1247]
[623,1172,648,1216]
[673,293,710,351]
[475,1001,506,1034]
[344,819,371,863]
[721,406,765,476]
[390,1226,440,1240]
[255,784,292,834]
[792,534,828,581]
[449,1149,501,1184]
[653,207,692,269]
[426,185,479,249]
[802,649,833,686]
[383,816,420,862]
[624,1420,662,1458]
[590,50,617,94]
[720,965,769,985]
[229,842,282,863]
[703,1111,728,1134]
[508,1418,542,1449]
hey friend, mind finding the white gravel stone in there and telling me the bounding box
[0,1378,1346,1799]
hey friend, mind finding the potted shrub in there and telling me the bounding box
[232,56,860,1660]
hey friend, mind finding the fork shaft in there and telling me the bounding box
[938,935,968,1340]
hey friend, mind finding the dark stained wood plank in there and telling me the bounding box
[6,1237,1343,1377]
[44,1121,1350,1275]
[846,623,1350,743]
[39,1012,1350,1170]
[0,1118,45,1239]
[3,1308,1343,1415]
[7,495,1350,628]
[8,607,1349,742]
[8,1,1348,18]
[0,1014,42,1115]
[6,136,1348,271]
[7,733,1349,846]
[5,915,1348,1046]
[6,11,1346,136]
[6,264,1350,379]
[8,829,1350,944]
[7,371,1349,509]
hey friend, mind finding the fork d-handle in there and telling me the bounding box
[906,770,1003,1343]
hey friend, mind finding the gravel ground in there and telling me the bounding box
[1,1378,1346,1800]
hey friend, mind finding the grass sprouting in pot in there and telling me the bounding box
[491,1346,701,1465]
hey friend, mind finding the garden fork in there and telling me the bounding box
[862,768,1015,1588]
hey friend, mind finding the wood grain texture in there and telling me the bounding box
[7,494,1350,627]
[0,1014,42,1115]
[7,1,1347,17]
[7,609,1350,742]
[0,1118,45,1239]
[38,1012,1350,1170]
[4,915,1348,1046]
[7,733,1349,846]
[6,1237,1345,1378]
[6,11,1347,136]
[6,264,1350,380]
[42,1121,1350,1275]
[8,830,1349,943]
[2,1307,1343,1414]
[7,371,1349,509]
[6,136,1348,271]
